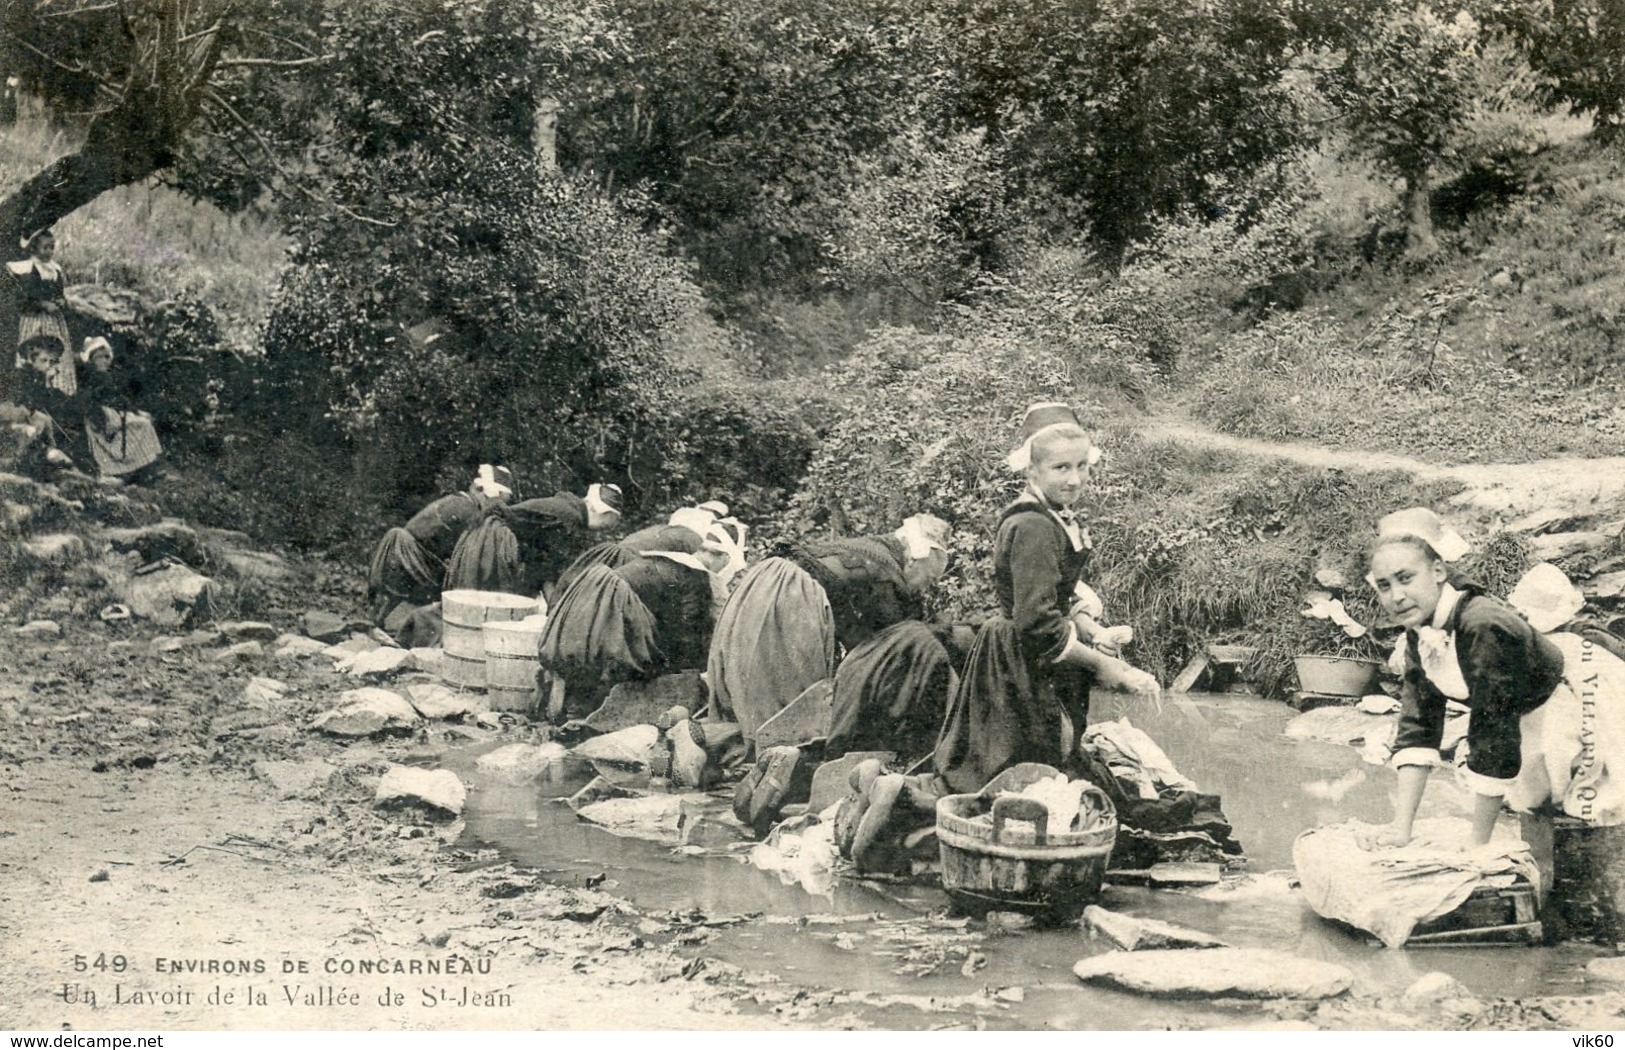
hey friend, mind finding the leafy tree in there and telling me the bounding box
[0,0,326,243]
[942,0,1310,265]
[1478,0,1625,134]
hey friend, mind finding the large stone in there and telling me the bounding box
[243,676,290,707]
[254,759,334,800]
[104,520,204,566]
[219,549,294,583]
[1147,862,1223,886]
[122,562,218,628]
[583,671,708,733]
[375,765,466,818]
[574,793,686,844]
[300,610,349,644]
[405,682,488,720]
[311,688,420,737]
[13,619,62,640]
[341,646,413,678]
[1072,948,1353,1000]
[1081,906,1229,951]
[678,799,752,848]
[475,742,569,784]
[275,635,330,659]
[808,751,897,814]
[1587,571,1625,600]
[23,532,86,563]
[211,641,264,664]
[219,620,279,642]
[572,724,660,770]
[753,678,833,750]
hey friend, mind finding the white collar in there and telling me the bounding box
[1430,583,1463,630]
[6,257,60,280]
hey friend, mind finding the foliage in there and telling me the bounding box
[944,0,1311,262]
[1479,0,1625,130]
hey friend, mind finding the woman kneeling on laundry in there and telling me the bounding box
[1358,507,1624,851]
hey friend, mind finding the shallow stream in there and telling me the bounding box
[454,693,1600,1029]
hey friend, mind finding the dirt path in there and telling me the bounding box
[1139,414,1625,524]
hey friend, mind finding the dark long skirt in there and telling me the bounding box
[537,563,660,684]
[932,616,1094,795]
[829,620,957,763]
[555,540,639,595]
[367,526,443,625]
[443,516,522,595]
[707,557,835,744]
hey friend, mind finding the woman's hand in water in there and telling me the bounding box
[1115,666,1161,703]
[1355,822,1412,850]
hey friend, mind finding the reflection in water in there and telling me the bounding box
[457,693,1591,1029]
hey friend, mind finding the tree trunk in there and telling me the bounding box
[534,97,560,172]
[0,107,174,249]
[1403,169,1438,259]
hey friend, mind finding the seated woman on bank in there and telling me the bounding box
[934,402,1161,795]
[75,337,163,483]
[443,481,622,600]
[13,334,86,471]
[1358,507,1625,851]
[540,518,749,718]
[708,511,953,747]
[367,464,514,637]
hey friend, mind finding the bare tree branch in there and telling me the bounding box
[218,54,330,68]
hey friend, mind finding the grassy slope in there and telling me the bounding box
[1177,134,1625,464]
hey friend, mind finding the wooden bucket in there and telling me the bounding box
[483,613,547,713]
[440,589,540,690]
[936,788,1116,924]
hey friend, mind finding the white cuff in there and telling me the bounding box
[1391,747,1442,769]
[1056,623,1096,666]
[1458,766,1516,798]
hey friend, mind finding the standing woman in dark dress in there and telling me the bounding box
[935,403,1161,794]
[8,230,75,395]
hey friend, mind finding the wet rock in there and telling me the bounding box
[188,627,224,647]
[1072,948,1352,1000]
[405,682,487,721]
[1147,862,1223,886]
[375,765,466,818]
[575,793,686,844]
[1401,972,1474,1006]
[572,724,661,776]
[1585,957,1625,985]
[474,742,568,784]
[152,635,187,653]
[993,986,1025,1003]
[14,620,62,640]
[754,678,833,750]
[243,677,290,707]
[568,775,639,809]
[678,799,751,848]
[219,620,278,642]
[311,688,420,736]
[808,751,897,814]
[254,759,334,799]
[23,532,86,563]
[300,610,348,644]
[275,635,330,659]
[212,641,264,664]
[987,912,1036,934]
[122,562,218,627]
[105,520,204,565]
[584,671,707,733]
[340,646,413,678]
[1082,906,1228,951]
